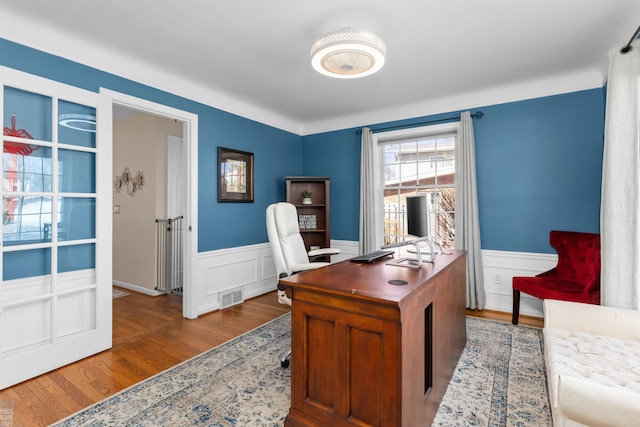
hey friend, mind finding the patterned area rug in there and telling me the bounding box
[52,313,292,427]
[51,315,550,426]
[433,317,551,426]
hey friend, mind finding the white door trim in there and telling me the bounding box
[101,89,199,319]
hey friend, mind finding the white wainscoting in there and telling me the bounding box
[482,249,557,318]
[192,241,555,320]
[326,239,360,262]
[195,243,276,316]
[192,240,359,316]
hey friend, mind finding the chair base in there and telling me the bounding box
[280,349,291,368]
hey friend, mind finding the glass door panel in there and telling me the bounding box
[3,147,53,192]
[4,87,52,143]
[2,248,51,280]
[58,99,96,148]
[58,197,95,241]
[2,195,53,245]
[58,149,95,193]
[58,243,95,273]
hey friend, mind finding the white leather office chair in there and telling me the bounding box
[266,202,339,366]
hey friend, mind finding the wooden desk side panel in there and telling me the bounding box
[400,253,467,426]
[284,251,467,427]
[287,292,401,427]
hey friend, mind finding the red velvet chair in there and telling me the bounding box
[511,230,601,325]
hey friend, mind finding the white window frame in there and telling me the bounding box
[375,122,460,247]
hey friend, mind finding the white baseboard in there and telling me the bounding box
[113,280,163,297]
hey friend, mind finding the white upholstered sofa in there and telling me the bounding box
[543,299,640,426]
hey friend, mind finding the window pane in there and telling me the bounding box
[4,87,53,142]
[58,149,95,193]
[3,196,52,245]
[3,248,51,280]
[3,148,53,193]
[397,141,416,186]
[384,192,408,245]
[58,100,96,148]
[59,198,95,241]
[432,189,456,248]
[58,243,95,273]
[384,144,400,185]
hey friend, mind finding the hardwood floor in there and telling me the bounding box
[466,308,544,329]
[0,288,291,427]
[0,288,542,426]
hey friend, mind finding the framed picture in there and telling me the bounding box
[218,147,254,202]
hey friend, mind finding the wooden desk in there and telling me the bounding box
[281,250,467,427]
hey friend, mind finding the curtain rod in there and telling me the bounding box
[620,25,640,54]
[355,110,483,135]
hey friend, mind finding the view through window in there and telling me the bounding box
[382,129,457,248]
[3,150,59,243]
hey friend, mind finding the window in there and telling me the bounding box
[380,123,458,248]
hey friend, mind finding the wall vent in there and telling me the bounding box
[219,288,244,309]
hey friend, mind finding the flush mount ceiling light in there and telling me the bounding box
[310,28,386,79]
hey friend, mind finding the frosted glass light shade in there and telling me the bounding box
[310,28,386,79]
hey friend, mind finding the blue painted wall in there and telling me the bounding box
[302,128,362,240]
[302,89,605,254]
[0,38,303,252]
[0,38,606,255]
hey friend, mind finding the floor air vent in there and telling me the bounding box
[219,289,244,309]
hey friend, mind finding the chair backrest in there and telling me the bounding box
[266,202,310,278]
[549,230,601,292]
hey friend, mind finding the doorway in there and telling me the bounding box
[105,89,198,319]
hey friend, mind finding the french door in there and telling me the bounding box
[0,67,111,389]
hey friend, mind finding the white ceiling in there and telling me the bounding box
[0,1,638,135]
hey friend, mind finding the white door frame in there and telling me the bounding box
[101,89,199,319]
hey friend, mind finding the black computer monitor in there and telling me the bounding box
[406,193,430,238]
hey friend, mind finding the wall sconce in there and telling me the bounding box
[114,167,145,196]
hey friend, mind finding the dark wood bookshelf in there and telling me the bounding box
[285,176,331,252]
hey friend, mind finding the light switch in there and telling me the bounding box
[113,205,120,214]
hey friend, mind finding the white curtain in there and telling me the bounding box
[359,127,384,253]
[601,40,640,310]
[455,111,486,310]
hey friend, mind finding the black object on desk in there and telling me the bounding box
[350,250,395,263]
